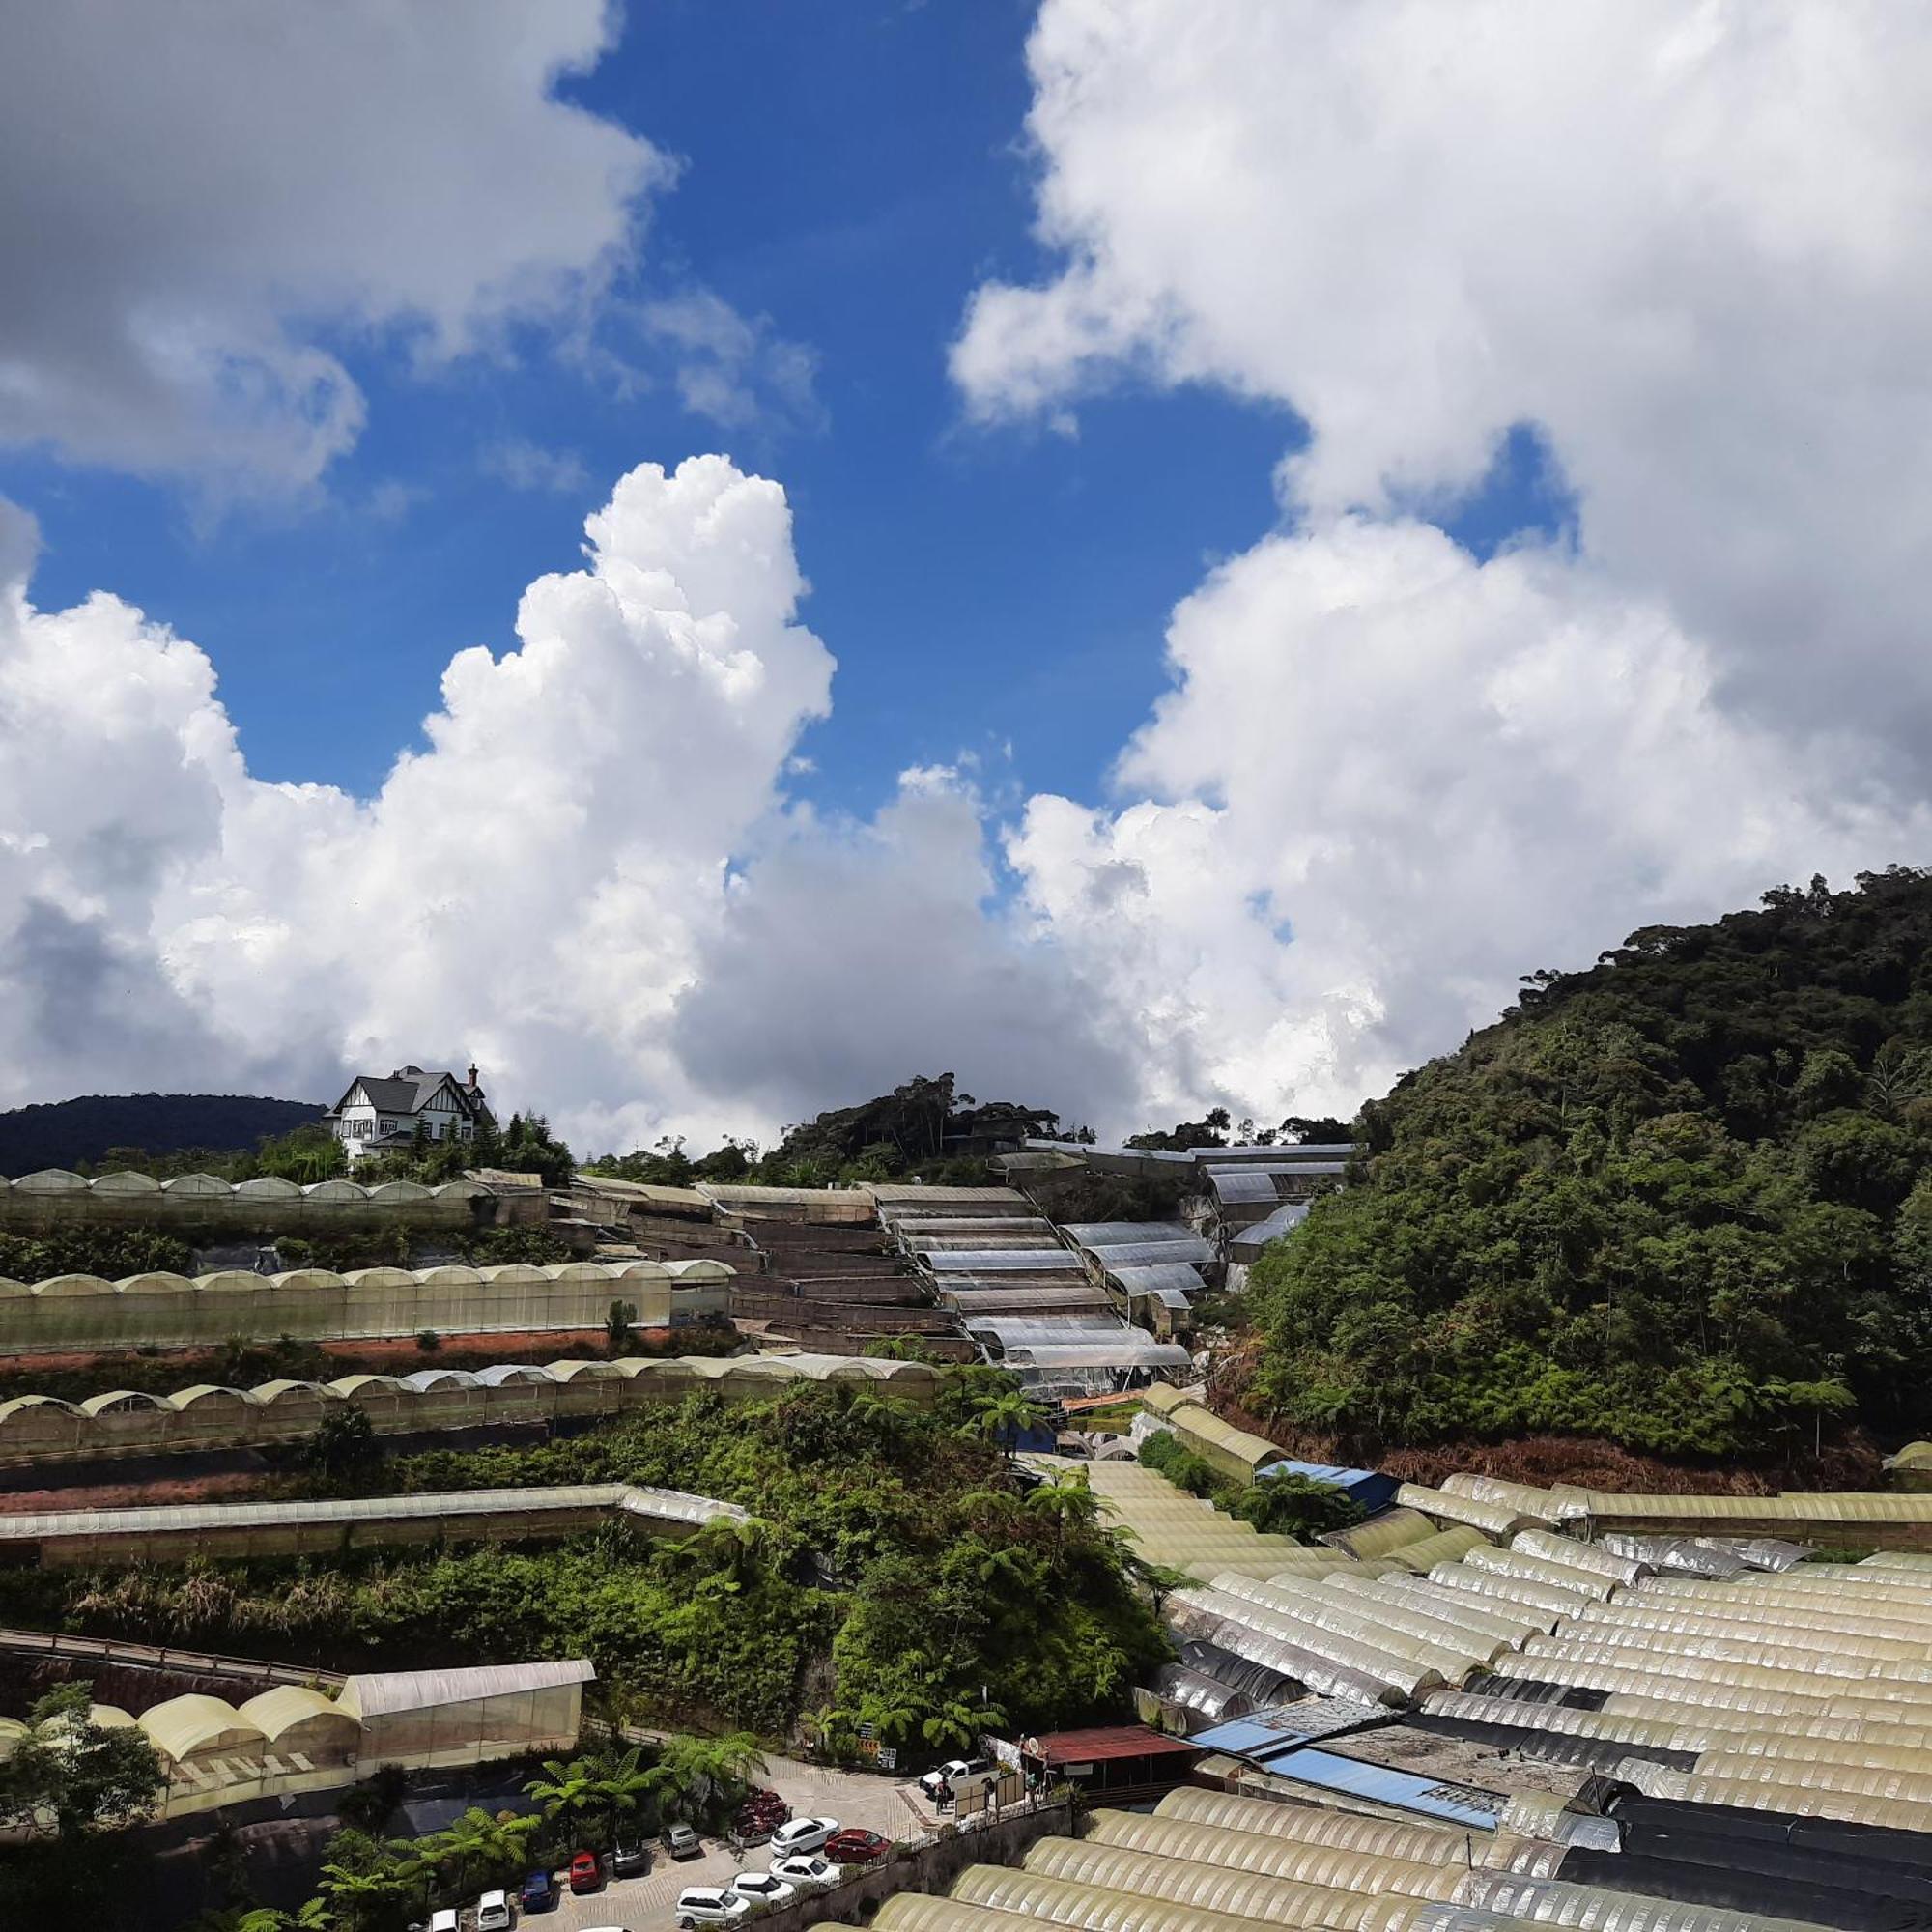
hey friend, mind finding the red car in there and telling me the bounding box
[568,1850,604,1894]
[824,1828,888,1864]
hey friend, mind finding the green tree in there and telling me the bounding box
[592,1745,660,1843]
[298,1406,382,1485]
[236,1899,336,1931]
[314,1842,423,1932]
[0,1683,165,1838]
[524,1756,603,1838]
[424,1805,536,1896]
[962,1385,1046,1461]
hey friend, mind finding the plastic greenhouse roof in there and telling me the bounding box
[0,1483,747,1544]
[1107,1263,1207,1297]
[1231,1202,1311,1256]
[343,1659,594,1718]
[923,1250,1082,1272]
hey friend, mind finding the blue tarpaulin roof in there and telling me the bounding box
[1190,1697,1388,1758]
[1255,1745,1506,1828]
[1254,1459,1399,1510]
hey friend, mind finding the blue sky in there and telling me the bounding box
[2,1,1555,820]
[0,2,1916,1144]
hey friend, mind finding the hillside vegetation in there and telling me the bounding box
[0,1093,321,1176]
[0,1379,1165,1746]
[1250,867,1932,1460]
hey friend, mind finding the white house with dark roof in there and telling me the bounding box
[323,1065,494,1164]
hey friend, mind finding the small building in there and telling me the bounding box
[1255,1456,1398,1513]
[325,1064,494,1164]
[1018,1724,1202,1801]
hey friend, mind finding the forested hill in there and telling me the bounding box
[0,1094,322,1175]
[1249,867,1932,1461]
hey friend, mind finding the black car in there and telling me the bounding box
[612,1839,651,1877]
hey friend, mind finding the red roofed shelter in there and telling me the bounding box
[1019,1724,1202,1802]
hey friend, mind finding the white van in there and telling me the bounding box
[428,1913,459,1932]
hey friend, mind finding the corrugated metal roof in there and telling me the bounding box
[1026,1724,1201,1765]
[342,1659,594,1718]
[1257,1743,1505,1826]
[1189,1696,1388,1756]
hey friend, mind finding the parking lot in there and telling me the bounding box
[532,1753,914,1932]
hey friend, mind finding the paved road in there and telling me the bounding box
[532,1753,917,1932]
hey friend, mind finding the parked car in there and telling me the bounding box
[676,1886,751,1928]
[769,1854,838,1892]
[569,1848,604,1893]
[428,1913,459,1932]
[728,1871,797,1909]
[919,1757,993,1801]
[823,1828,888,1864]
[476,1889,512,1932]
[521,1868,558,1912]
[769,1815,838,1857]
[611,1839,651,1876]
[663,1821,703,1860]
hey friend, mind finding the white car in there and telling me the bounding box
[919,1757,993,1799]
[475,1891,512,1932]
[677,1887,752,1928]
[768,1854,838,1892]
[769,1815,838,1857]
[728,1871,797,1909]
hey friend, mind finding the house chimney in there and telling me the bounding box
[467,1063,480,1090]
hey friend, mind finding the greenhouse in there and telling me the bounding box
[0,1256,733,1353]
[12,1662,592,1821]
[0,1349,941,1466]
[0,1169,488,1233]
[0,1482,746,1566]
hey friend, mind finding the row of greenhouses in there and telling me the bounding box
[0,1662,592,1821]
[871,1780,1840,1932]
[0,1256,732,1351]
[0,1168,490,1231]
[0,1350,942,1466]
[0,1481,747,1567]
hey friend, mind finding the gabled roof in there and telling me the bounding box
[332,1066,483,1119]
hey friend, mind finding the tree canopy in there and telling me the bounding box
[1248,867,1932,1459]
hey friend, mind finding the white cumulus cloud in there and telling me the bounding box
[0,463,1128,1148]
[1006,517,1931,1123]
[946,0,1932,1123]
[0,1,668,487]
